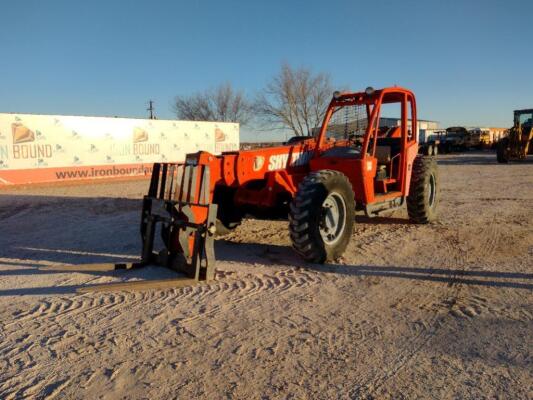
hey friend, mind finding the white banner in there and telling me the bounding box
[0,113,239,184]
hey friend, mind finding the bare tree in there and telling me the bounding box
[255,63,333,136]
[172,83,252,125]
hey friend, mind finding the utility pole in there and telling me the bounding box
[147,100,155,119]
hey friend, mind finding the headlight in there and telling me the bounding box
[365,86,375,96]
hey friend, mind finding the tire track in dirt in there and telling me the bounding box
[1,368,72,400]
[350,226,470,398]
[148,269,403,391]
[0,268,327,398]
[0,270,322,378]
[135,269,326,332]
[360,214,528,398]
[231,224,451,393]
[6,268,324,328]
[352,223,414,262]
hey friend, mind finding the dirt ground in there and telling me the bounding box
[0,152,531,399]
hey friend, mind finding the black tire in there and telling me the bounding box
[407,156,439,224]
[289,170,355,263]
[496,139,509,163]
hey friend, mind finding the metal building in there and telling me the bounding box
[379,117,439,143]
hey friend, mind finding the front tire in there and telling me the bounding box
[289,170,355,263]
[496,139,509,163]
[407,156,439,224]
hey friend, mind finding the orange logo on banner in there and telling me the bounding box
[132,127,149,143]
[12,123,35,144]
[215,128,226,142]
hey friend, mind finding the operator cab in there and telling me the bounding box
[515,109,533,132]
[316,88,417,199]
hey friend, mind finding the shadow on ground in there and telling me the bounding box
[217,240,533,290]
[8,235,532,297]
[436,152,533,165]
[0,264,181,296]
[1,184,532,297]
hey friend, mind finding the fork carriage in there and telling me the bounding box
[137,161,218,281]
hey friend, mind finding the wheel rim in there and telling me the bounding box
[319,192,347,245]
[427,173,436,208]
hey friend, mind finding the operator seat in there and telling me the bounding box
[374,137,401,183]
[375,145,391,164]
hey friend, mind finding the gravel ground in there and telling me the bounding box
[0,152,531,399]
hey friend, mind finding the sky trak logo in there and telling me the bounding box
[267,150,313,171]
[11,123,52,159]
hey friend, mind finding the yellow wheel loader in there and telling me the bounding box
[497,109,533,163]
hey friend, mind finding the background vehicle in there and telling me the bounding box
[497,109,533,163]
[440,127,468,153]
[419,130,444,156]
[136,87,439,281]
[466,128,491,150]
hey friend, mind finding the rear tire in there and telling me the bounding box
[407,156,439,224]
[289,170,355,263]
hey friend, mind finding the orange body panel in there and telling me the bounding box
[309,156,376,204]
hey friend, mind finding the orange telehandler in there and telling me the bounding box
[134,87,439,282]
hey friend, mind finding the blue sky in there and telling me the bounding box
[1,0,531,141]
